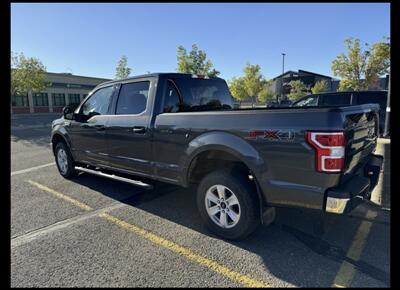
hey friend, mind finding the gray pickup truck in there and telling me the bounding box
[51,73,383,240]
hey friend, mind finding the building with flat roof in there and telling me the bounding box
[271,69,336,99]
[11,72,110,114]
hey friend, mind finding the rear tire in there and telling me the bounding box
[55,142,77,179]
[197,168,260,240]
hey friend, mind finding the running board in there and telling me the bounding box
[74,166,153,189]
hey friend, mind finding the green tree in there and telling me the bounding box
[331,37,390,91]
[228,77,247,103]
[11,52,47,97]
[243,63,263,97]
[311,80,329,94]
[176,44,220,77]
[229,64,273,106]
[258,80,275,103]
[115,55,131,79]
[287,80,309,101]
[243,63,264,105]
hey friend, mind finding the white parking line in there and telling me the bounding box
[11,202,126,248]
[11,162,56,176]
[11,124,52,130]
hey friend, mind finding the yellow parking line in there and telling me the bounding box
[27,180,93,211]
[98,213,270,288]
[332,210,378,287]
[26,180,270,287]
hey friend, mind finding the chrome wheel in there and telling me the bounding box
[205,184,241,229]
[57,148,68,174]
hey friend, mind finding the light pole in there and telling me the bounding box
[280,53,286,102]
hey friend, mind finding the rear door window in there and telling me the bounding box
[116,81,150,115]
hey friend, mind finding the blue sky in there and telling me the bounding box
[11,3,390,80]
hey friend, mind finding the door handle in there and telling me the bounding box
[133,126,146,134]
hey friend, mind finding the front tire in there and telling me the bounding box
[55,142,77,179]
[197,168,260,240]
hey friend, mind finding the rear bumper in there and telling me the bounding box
[325,154,383,214]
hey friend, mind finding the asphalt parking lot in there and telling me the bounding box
[11,113,390,287]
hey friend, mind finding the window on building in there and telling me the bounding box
[12,94,29,107]
[81,86,114,117]
[163,81,181,113]
[116,81,150,115]
[52,93,66,106]
[68,94,81,106]
[33,93,49,106]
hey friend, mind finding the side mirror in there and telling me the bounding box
[63,106,75,120]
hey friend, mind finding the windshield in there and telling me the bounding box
[173,78,234,111]
[292,96,319,107]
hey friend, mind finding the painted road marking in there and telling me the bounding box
[27,180,92,211]
[99,212,270,288]
[12,163,56,176]
[332,210,378,287]
[26,180,270,288]
[11,202,126,248]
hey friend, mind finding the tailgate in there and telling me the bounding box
[342,104,380,178]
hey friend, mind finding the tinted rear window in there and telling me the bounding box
[319,93,352,106]
[356,92,387,110]
[172,78,233,112]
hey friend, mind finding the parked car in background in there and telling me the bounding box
[292,90,388,136]
[266,99,293,108]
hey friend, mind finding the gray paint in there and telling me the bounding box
[51,73,380,211]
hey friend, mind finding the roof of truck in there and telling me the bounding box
[98,72,223,87]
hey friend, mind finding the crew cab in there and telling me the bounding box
[51,73,383,240]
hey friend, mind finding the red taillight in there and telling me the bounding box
[315,134,345,147]
[306,132,346,173]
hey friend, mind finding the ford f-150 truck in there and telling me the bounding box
[51,73,383,240]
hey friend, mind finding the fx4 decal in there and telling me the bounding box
[247,130,295,141]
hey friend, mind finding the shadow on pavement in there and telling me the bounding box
[70,172,390,287]
[11,127,53,147]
